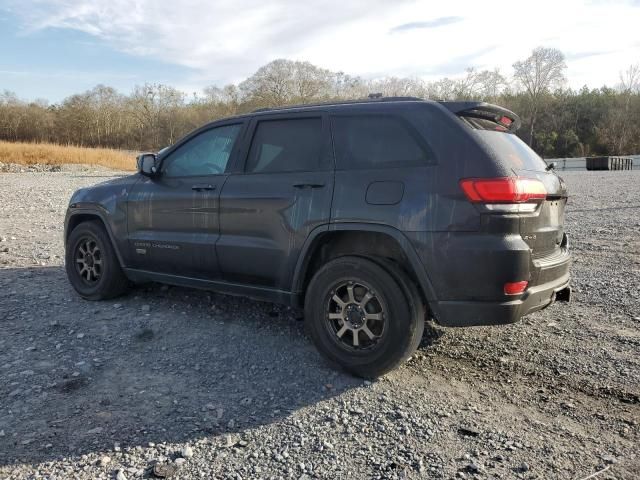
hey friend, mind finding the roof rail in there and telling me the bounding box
[251,96,425,113]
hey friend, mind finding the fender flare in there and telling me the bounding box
[65,206,126,268]
[291,223,441,315]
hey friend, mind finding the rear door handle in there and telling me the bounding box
[192,184,216,191]
[293,183,325,189]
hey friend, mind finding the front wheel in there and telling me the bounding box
[304,256,424,378]
[65,220,128,300]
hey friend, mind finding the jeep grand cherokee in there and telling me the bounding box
[65,97,571,377]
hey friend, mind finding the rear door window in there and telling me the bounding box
[245,117,324,173]
[331,115,433,170]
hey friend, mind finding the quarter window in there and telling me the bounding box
[162,124,241,177]
[246,118,324,173]
[331,115,432,169]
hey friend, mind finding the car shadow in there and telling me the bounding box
[0,266,353,466]
[0,265,445,467]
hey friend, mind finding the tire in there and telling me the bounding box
[304,256,424,378]
[65,220,129,300]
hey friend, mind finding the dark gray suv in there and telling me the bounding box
[64,97,571,377]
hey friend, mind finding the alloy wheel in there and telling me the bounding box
[325,280,386,350]
[74,237,102,284]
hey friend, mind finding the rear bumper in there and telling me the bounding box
[404,229,572,327]
[434,269,570,327]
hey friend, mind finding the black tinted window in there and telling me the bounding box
[332,115,431,169]
[473,130,549,171]
[246,118,324,173]
[163,124,241,177]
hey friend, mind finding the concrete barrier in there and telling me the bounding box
[586,156,634,171]
[546,156,638,171]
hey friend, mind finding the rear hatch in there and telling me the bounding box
[473,126,568,259]
[443,102,568,260]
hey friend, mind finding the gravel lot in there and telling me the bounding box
[0,168,638,480]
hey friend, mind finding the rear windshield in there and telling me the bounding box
[473,130,548,171]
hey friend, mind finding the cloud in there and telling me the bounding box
[3,0,408,85]
[2,0,640,92]
[565,49,617,61]
[389,16,463,33]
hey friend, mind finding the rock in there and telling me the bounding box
[174,458,186,467]
[86,427,103,435]
[141,304,150,312]
[223,434,239,448]
[519,462,530,472]
[116,469,127,480]
[76,333,85,339]
[602,455,617,464]
[467,463,482,473]
[458,427,481,437]
[181,445,193,458]
[98,455,111,466]
[152,463,178,478]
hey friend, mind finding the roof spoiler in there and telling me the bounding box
[439,101,522,132]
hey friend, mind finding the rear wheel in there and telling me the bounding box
[65,220,128,300]
[304,256,424,378]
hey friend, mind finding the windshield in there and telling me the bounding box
[474,130,549,172]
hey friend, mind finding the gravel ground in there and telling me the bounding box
[0,168,638,480]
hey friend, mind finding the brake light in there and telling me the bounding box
[504,281,528,295]
[460,177,546,203]
[498,116,513,127]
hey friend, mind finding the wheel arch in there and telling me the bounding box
[65,209,126,268]
[292,223,440,316]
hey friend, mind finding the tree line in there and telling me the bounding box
[1,47,639,158]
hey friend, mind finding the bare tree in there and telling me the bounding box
[599,64,640,154]
[425,78,458,100]
[475,69,508,101]
[239,59,335,107]
[619,63,640,93]
[513,47,567,146]
[2,55,639,157]
[368,77,427,98]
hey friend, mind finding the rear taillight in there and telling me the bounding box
[460,177,546,212]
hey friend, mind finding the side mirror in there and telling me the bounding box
[136,153,159,176]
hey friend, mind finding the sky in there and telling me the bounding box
[1,0,639,102]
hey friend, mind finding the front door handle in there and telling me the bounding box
[293,183,325,189]
[192,184,216,191]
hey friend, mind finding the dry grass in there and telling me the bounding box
[0,141,136,171]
